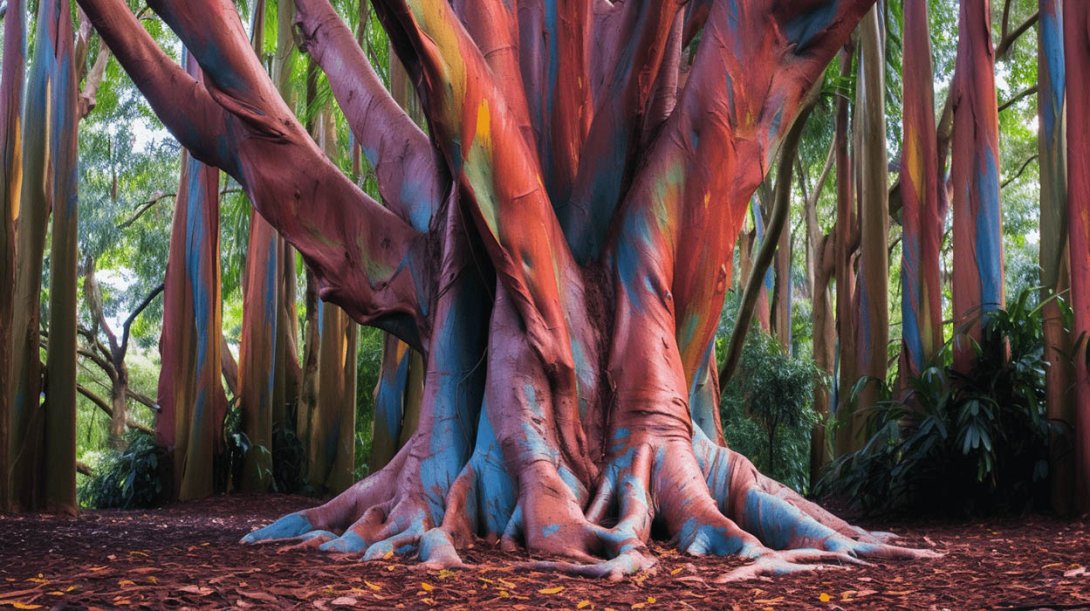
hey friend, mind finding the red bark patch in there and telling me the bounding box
[1,495,1087,609]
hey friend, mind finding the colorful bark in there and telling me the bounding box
[751,198,774,332]
[849,6,889,451]
[1064,0,1090,512]
[833,45,858,457]
[1040,0,1073,513]
[10,0,77,512]
[0,0,24,512]
[156,53,228,501]
[41,0,80,514]
[900,0,946,379]
[85,0,936,578]
[951,0,1005,370]
[307,300,358,493]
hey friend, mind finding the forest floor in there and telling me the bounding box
[1,495,1088,610]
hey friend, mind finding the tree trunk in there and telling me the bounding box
[833,44,859,457]
[849,6,889,450]
[156,54,228,501]
[1064,0,1090,513]
[951,0,1005,370]
[0,0,25,513]
[900,0,946,380]
[85,0,934,579]
[1039,0,1074,514]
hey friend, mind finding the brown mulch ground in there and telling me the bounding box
[1,495,1088,609]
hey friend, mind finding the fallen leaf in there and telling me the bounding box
[383,551,394,560]
[577,601,591,609]
[818,593,831,603]
[239,591,278,603]
[11,603,43,610]
[116,580,135,588]
[420,582,434,592]
[1064,566,1087,578]
[437,569,455,580]
[538,587,564,595]
[670,567,684,576]
[364,581,382,591]
[330,597,358,606]
[178,585,213,596]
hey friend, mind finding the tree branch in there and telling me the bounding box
[79,0,433,347]
[999,84,1038,113]
[294,0,446,232]
[76,384,155,435]
[996,10,1039,58]
[1001,154,1038,190]
[119,283,164,356]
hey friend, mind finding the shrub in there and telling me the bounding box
[78,431,165,509]
[817,288,1061,515]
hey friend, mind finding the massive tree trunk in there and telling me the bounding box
[82,0,933,579]
[1039,0,1073,514]
[156,54,229,501]
[1064,0,1090,513]
[900,0,945,380]
[951,0,1004,370]
[0,0,25,513]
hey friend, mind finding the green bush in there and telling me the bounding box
[720,331,823,493]
[817,288,1061,515]
[78,431,165,509]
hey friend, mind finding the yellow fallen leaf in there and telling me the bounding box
[117,580,135,588]
[11,603,43,610]
[670,567,684,576]
[146,576,158,584]
[577,601,591,609]
[383,550,394,560]
[364,581,382,591]
[538,586,564,595]
[632,604,646,610]
[647,596,656,604]
[437,569,455,580]
[420,582,434,592]
[818,592,831,603]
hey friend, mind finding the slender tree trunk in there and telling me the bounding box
[833,45,858,457]
[900,0,945,381]
[1040,0,1073,514]
[952,0,1005,370]
[1064,0,1090,513]
[0,0,25,513]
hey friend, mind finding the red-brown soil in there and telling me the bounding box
[1,495,1087,609]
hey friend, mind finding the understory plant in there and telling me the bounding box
[78,431,165,509]
[818,288,1060,515]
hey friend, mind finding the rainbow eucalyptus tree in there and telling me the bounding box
[951,0,1004,369]
[0,0,25,512]
[8,0,79,513]
[1039,0,1073,513]
[82,0,935,579]
[156,54,229,501]
[832,45,858,457]
[1064,0,1090,513]
[847,6,888,452]
[899,0,945,380]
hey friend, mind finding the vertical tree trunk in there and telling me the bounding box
[1040,0,1073,514]
[156,54,228,501]
[752,196,773,333]
[42,0,80,514]
[833,44,858,457]
[0,0,25,512]
[900,0,946,380]
[951,0,1004,370]
[772,219,793,352]
[1064,0,1090,513]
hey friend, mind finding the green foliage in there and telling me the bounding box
[819,288,1058,515]
[720,319,822,493]
[354,326,384,479]
[78,431,165,509]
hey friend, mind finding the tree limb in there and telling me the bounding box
[996,10,1039,58]
[76,384,155,435]
[999,84,1038,113]
[1001,154,1038,190]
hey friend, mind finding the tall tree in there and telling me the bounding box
[951,0,1004,370]
[1064,0,1090,513]
[1039,0,1073,513]
[900,0,945,380]
[9,0,78,513]
[848,6,889,452]
[84,0,932,579]
[833,44,858,457]
[0,0,25,512]
[156,53,229,501]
